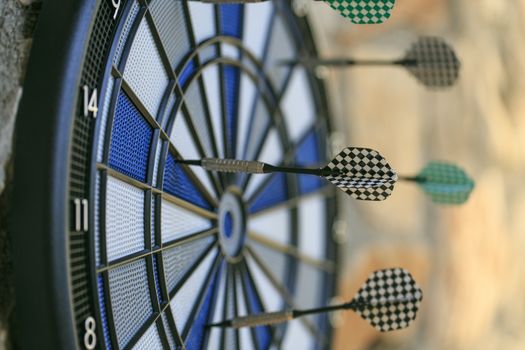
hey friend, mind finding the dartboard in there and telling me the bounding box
[13,0,339,349]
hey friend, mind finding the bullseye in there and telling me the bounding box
[218,187,247,260]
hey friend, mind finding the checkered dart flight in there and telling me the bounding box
[208,268,423,332]
[399,162,475,205]
[194,0,396,24]
[177,147,398,202]
[281,36,460,89]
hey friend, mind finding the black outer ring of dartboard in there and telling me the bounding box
[11,0,340,349]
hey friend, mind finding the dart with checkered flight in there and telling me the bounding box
[178,147,399,202]
[208,268,423,332]
[195,0,396,24]
[400,162,475,205]
[282,36,461,88]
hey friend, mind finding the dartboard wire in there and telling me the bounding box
[216,4,244,186]
[245,122,332,209]
[215,5,245,157]
[177,0,229,191]
[107,75,220,206]
[95,162,217,219]
[95,228,218,274]
[244,246,325,343]
[180,254,224,340]
[234,267,258,350]
[100,270,120,349]
[238,258,276,350]
[222,264,241,350]
[143,4,225,197]
[167,34,289,193]
[238,67,294,193]
[173,56,288,186]
[121,247,222,350]
[247,232,335,273]
[249,186,335,219]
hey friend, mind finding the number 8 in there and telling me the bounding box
[84,316,97,350]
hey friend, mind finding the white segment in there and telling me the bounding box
[106,176,145,262]
[123,18,169,118]
[108,260,152,348]
[236,74,256,159]
[281,319,314,350]
[243,3,274,59]
[97,77,114,162]
[245,256,283,312]
[221,43,240,60]
[160,199,212,243]
[281,67,316,143]
[188,2,215,44]
[248,208,290,246]
[244,129,282,199]
[236,277,256,350]
[202,66,224,158]
[170,111,217,199]
[298,194,326,260]
[170,249,217,333]
[131,324,163,350]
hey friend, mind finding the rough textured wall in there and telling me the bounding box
[0,1,40,349]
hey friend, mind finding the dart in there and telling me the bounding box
[281,36,461,88]
[400,161,475,205]
[208,268,423,332]
[178,147,399,202]
[196,0,396,25]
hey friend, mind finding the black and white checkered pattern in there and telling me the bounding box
[324,147,397,201]
[353,268,423,332]
[405,36,460,88]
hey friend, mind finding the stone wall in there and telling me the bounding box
[0,1,39,349]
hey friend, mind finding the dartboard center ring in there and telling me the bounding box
[218,186,247,262]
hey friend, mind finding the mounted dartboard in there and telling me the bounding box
[13,0,339,349]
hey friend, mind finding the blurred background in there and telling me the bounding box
[305,0,525,349]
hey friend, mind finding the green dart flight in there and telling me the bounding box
[195,0,396,24]
[208,268,423,332]
[324,0,396,24]
[400,162,475,205]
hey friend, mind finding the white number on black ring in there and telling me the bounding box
[111,0,121,20]
[84,316,97,349]
[82,85,98,119]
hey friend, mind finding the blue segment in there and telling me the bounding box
[244,272,271,349]
[163,153,212,210]
[98,275,112,350]
[220,5,243,156]
[224,66,240,156]
[178,60,195,87]
[109,92,153,182]
[185,262,224,350]
[219,5,243,38]
[249,173,288,213]
[223,211,233,238]
[295,131,325,194]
